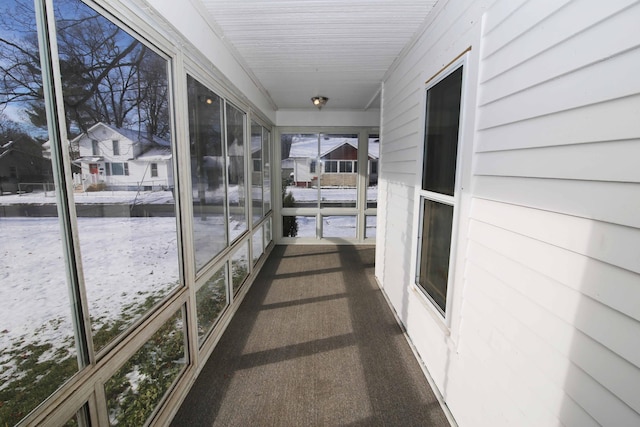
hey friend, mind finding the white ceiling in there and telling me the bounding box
[195,0,438,111]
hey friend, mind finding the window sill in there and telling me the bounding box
[410,283,451,336]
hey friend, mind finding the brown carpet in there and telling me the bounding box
[171,245,449,426]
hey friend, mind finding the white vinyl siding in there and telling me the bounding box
[378,0,640,426]
[470,0,640,425]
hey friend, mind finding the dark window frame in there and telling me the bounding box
[415,60,465,318]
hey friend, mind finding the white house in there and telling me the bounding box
[73,122,173,191]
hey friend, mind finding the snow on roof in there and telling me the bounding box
[136,146,172,161]
[70,122,170,147]
[288,136,379,159]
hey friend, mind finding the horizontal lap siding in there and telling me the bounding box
[378,0,496,425]
[471,0,640,426]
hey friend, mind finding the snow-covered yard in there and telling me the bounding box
[0,215,180,385]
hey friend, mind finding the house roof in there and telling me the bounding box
[288,137,379,160]
[70,122,170,148]
[136,146,172,161]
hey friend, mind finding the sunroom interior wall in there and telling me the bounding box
[379,0,640,426]
[379,0,488,419]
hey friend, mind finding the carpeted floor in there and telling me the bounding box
[171,245,449,426]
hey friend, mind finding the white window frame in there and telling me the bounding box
[412,52,469,324]
[112,139,120,156]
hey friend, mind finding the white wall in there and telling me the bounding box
[378,0,640,426]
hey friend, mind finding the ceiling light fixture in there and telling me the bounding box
[311,96,329,110]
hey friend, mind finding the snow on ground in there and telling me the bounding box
[285,185,378,202]
[0,189,176,205]
[0,215,181,384]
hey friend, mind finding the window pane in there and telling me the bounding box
[187,76,227,271]
[55,0,180,353]
[0,1,80,422]
[196,265,228,345]
[251,121,263,223]
[105,309,186,426]
[365,215,377,239]
[264,218,272,247]
[231,242,249,295]
[282,133,318,208]
[283,216,315,238]
[322,216,356,238]
[418,199,453,314]
[226,103,247,242]
[422,66,463,196]
[368,135,379,209]
[253,227,263,265]
[320,134,357,208]
[262,129,271,214]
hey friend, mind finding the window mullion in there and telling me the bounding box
[36,0,94,367]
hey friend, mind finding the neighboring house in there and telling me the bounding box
[0,140,51,194]
[287,137,379,187]
[73,122,173,191]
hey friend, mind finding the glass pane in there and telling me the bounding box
[264,218,272,247]
[365,215,377,239]
[422,66,463,196]
[253,227,263,265]
[281,133,318,208]
[283,216,315,238]
[63,404,90,427]
[322,216,356,238]
[187,75,227,271]
[262,129,271,214]
[55,0,180,353]
[105,309,186,426]
[0,1,80,423]
[368,135,379,209]
[418,199,454,314]
[251,121,262,224]
[226,103,247,242]
[196,265,228,345]
[320,134,358,208]
[231,242,249,295]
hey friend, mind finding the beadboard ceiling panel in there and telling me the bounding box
[195,0,438,110]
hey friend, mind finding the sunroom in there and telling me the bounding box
[1,0,639,426]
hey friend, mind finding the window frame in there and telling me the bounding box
[413,53,468,323]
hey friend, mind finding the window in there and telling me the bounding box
[92,139,99,155]
[186,75,227,272]
[251,120,263,224]
[309,160,316,173]
[105,162,111,176]
[112,139,119,155]
[225,102,247,243]
[416,64,463,316]
[111,162,125,175]
[151,162,158,177]
[324,160,337,173]
[339,160,353,173]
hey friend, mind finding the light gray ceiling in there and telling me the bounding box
[195,0,438,111]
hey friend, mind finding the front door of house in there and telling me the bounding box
[89,163,98,175]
